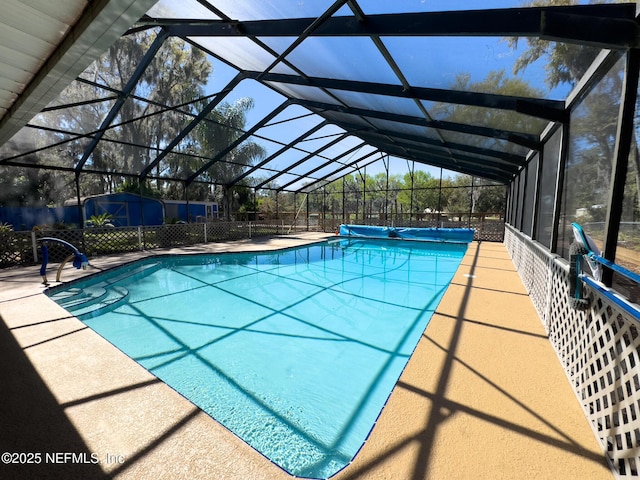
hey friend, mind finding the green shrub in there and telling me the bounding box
[86,212,114,227]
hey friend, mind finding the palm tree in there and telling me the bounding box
[190,97,266,218]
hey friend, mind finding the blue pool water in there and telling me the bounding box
[47,238,467,479]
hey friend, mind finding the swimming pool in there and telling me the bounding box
[47,238,467,479]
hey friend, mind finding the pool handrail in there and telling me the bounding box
[38,237,89,284]
[570,222,640,319]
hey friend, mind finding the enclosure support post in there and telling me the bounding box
[519,163,528,232]
[253,188,257,222]
[354,177,359,223]
[409,161,415,225]
[602,49,640,286]
[532,148,544,241]
[139,182,146,227]
[502,185,509,242]
[342,177,346,224]
[384,156,390,226]
[362,165,366,225]
[551,121,569,253]
[322,187,326,232]
[184,182,190,223]
[438,168,443,227]
[306,194,310,231]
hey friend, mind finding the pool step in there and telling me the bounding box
[49,261,162,315]
[52,285,108,310]
[107,261,163,286]
[71,285,130,319]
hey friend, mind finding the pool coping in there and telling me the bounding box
[0,234,613,479]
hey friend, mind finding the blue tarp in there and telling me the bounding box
[339,224,474,243]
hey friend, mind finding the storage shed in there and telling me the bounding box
[83,193,164,227]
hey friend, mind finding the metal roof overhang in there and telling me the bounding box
[154,4,639,49]
[0,0,158,146]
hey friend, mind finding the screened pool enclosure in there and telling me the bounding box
[2,0,640,477]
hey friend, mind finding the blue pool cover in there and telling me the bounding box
[339,224,474,243]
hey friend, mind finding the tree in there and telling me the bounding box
[340,174,361,221]
[508,0,602,90]
[92,31,212,179]
[257,189,278,217]
[1,30,215,203]
[474,180,507,214]
[397,170,440,213]
[509,0,638,231]
[0,164,51,206]
[189,97,267,217]
[0,28,272,216]
[446,175,473,216]
[432,70,548,155]
[116,179,162,198]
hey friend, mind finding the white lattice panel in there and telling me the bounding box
[505,225,640,478]
[580,292,640,477]
[527,242,554,332]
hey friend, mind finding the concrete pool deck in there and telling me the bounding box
[0,234,611,479]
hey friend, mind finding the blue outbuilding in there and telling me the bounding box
[82,193,165,227]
